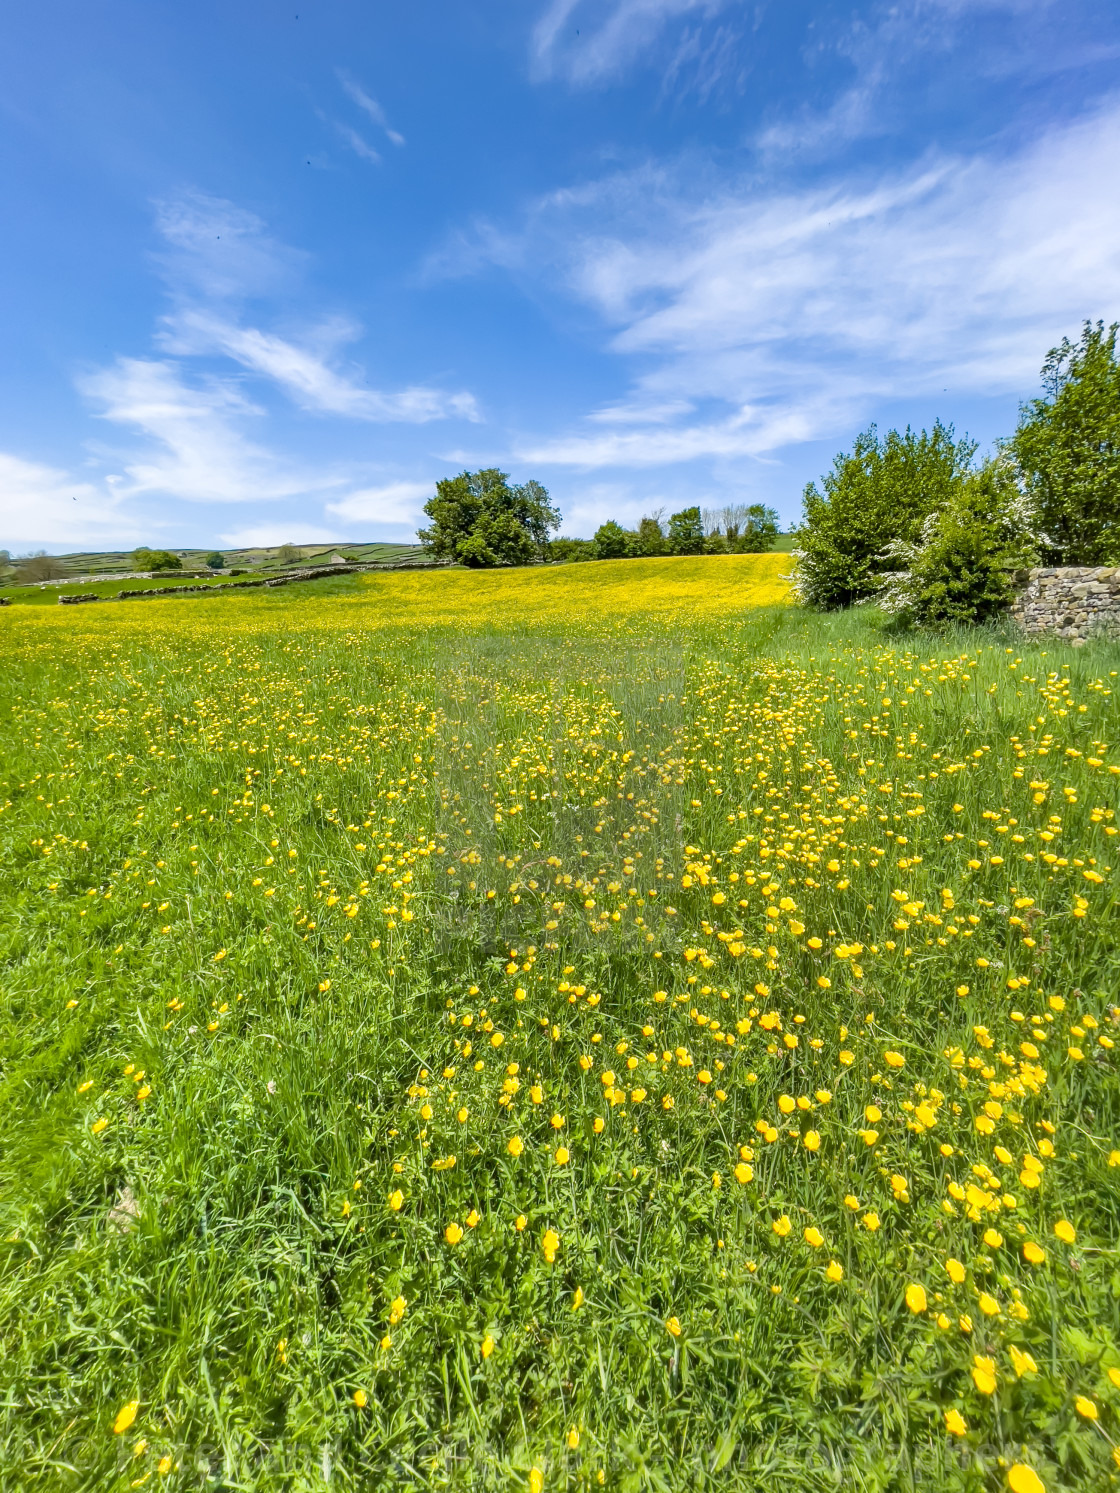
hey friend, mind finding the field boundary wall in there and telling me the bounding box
[47,559,454,605]
[1011,566,1120,646]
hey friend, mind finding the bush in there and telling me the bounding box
[877,461,1037,627]
[419,470,559,567]
[795,422,977,610]
[132,548,182,572]
[547,538,596,563]
[592,521,634,560]
[1008,320,1120,565]
[276,543,302,565]
[204,552,225,570]
[667,507,704,555]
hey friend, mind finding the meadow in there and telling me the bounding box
[0,552,1117,1492]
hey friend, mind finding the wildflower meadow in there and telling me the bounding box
[0,553,1118,1492]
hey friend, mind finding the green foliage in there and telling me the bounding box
[418,469,560,568]
[1008,320,1120,565]
[592,520,634,559]
[276,543,302,565]
[796,422,977,610]
[878,460,1037,627]
[546,537,596,563]
[132,548,183,572]
[456,508,536,568]
[203,552,225,571]
[666,506,704,555]
[634,515,667,556]
[734,503,780,553]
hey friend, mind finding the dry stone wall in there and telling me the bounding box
[1012,567,1120,646]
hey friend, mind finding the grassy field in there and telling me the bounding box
[0,553,1117,1492]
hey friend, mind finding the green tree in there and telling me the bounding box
[132,547,183,572]
[456,509,536,568]
[736,504,780,553]
[634,514,666,556]
[593,521,634,559]
[418,469,560,567]
[878,460,1036,627]
[666,506,704,555]
[276,543,302,565]
[1008,321,1120,565]
[204,552,225,570]
[795,422,977,610]
[547,537,596,563]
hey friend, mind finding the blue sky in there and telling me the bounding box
[1,0,1119,552]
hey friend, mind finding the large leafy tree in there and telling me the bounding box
[1008,321,1120,565]
[418,469,560,568]
[795,422,977,610]
[666,506,704,555]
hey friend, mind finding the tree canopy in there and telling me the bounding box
[1008,320,1120,566]
[592,521,632,559]
[795,422,977,610]
[666,506,704,555]
[418,470,560,568]
[132,548,183,572]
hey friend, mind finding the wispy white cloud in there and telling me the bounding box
[152,191,479,425]
[154,191,304,301]
[532,0,736,86]
[334,121,382,165]
[0,452,141,550]
[480,99,1120,467]
[338,73,406,146]
[78,358,338,503]
[325,480,432,526]
[160,309,480,423]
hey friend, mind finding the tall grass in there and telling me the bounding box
[0,563,1116,1491]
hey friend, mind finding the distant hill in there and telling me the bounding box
[42,542,426,577]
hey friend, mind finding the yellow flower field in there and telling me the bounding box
[0,557,1117,1491]
[0,551,792,641]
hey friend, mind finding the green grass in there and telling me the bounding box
[0,567,404,608]
[0,580,1117,1492]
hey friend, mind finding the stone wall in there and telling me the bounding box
[1012,566,1120,646]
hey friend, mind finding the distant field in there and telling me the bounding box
[27,540,426,578]
[0,557,1116,1492]
[0,551,792,618]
